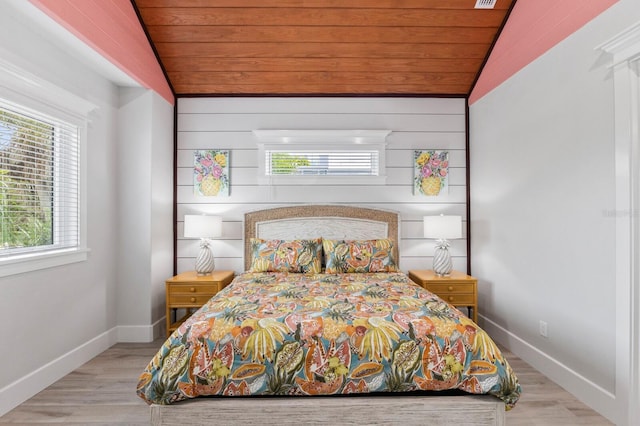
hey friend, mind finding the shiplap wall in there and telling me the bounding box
[176,97,467,274]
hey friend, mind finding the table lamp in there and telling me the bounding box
[423,215,462,276]
[184,215,222,275]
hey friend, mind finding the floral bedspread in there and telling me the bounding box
[137,272,520,408]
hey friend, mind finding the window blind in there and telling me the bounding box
[0,99,79,256]
[265,150,380,176]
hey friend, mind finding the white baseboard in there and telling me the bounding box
[0,317,166,417]
[116,316,165,343]
[480,315,617,424]
[0,327,118,417]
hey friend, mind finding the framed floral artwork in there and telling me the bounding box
[194,150,229,196]
[414,150,449,196]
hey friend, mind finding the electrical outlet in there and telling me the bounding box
[539,320,548,338]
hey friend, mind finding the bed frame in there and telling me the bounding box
[151,205,505,425]
[243,204,399,270]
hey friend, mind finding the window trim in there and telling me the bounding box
[0,248,91,278]
[0,55,94,276]
[253,130,390,185]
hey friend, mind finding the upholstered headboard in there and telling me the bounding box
[243,205,399,271]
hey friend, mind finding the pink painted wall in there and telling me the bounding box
[469,0,618,105]
[29,0,174,105]
[27,0,618,106]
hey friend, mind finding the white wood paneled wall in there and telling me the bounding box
[176,97,467,274]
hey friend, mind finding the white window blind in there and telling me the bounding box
[266,150,380,176]
[0,99,79,256]
[254,130,390,185]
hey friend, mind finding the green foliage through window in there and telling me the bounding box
[266,150,379,176]
[269,152,311,175]
[0,108,54,251]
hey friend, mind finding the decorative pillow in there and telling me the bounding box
[323,239,399,273]
[249,238,323,273]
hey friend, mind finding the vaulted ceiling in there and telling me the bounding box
[133,0,515,96]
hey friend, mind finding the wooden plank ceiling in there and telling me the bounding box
[133,0,515,96]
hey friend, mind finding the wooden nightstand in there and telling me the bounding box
[165,270,234,337]
[408,270,478,323]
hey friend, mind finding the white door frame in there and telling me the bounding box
[598,21,640,426]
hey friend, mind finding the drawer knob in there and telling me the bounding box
[448,296,454,302]
[190,287,196,292]
[448,286,454,291]
[190,297,196,303]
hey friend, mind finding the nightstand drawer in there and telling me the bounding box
[424,283,475,294]
[408,270,478,323]
[168,284,222,295]
[166,270,235,337]
[437,294,475,305]
[168,294,215,306]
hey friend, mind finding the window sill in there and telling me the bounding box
[258,175,387,186]
[0,248,90,278]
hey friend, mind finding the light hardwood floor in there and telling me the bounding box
[0,340,612,425]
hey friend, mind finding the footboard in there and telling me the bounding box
[151,395,505,425]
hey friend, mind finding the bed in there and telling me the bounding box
[139,205,520,425]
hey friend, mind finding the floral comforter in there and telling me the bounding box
[137,272,520,408]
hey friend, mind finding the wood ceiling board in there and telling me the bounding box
[145,26,500,44]
[133,0,515,96]
[154,42,490,59]
[168,71,476,85]
[135,0,512,10]
[161,58,484,73]
[138,8,506,28]
[174,84,472,95]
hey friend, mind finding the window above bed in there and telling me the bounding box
[253,130,390,185]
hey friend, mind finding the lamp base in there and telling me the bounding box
[432,245,453,277]
[195,239,215,275]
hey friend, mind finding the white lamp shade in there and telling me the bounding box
[423,215,462,240]
[184,215,222,238]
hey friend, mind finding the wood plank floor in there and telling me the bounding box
[0,340,613,425]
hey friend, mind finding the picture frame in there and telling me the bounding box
[414,150,449,196]
[194,149,230,197]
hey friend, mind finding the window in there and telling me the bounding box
[0,57,93,276]
[0,100,79,256]
[254,130,390,184]
[266,150,380,176]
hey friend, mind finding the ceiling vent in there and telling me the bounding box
[474,0,497,9]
